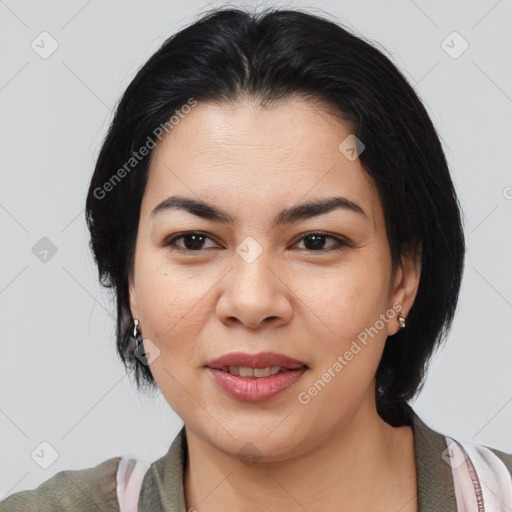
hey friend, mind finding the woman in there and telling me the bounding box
[1,6,510,512]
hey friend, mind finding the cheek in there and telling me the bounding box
[297,280,388,418]
[135,269,210,411]
[294,256,390,342]
[293,263,391,411]
[135,263,210,348]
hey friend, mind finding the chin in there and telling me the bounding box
[197,417,311,462]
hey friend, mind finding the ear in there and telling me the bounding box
[387,243,422,336]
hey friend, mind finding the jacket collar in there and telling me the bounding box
[139,406,458,512]
[408,404,458,511]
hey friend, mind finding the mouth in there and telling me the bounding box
[205,351,309,402]
[209,365,307,378]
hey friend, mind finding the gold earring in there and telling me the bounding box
[398,313,406,330]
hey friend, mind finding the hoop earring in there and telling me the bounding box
[398,313,406,330]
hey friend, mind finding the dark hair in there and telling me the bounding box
[85,6,465,425]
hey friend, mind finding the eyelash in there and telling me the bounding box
[163,231,351,254]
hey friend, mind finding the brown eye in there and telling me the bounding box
[294,232,349,252]
[165,232,219,251]
[163,230,349,254]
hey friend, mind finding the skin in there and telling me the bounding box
[129,96,422,512]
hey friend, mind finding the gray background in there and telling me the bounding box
[1,0,511,497]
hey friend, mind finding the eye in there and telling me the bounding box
[293,232,349,252]
[164,231,220,252]
[163,230,350,253]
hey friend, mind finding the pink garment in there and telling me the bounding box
[445,436,512,511]
[116,457,150,512]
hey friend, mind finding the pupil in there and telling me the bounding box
[184,234,204,250]
[305,235,325,250]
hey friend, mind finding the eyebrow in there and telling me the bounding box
[150,195,368,225]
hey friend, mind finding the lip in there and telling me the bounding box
[205,351,308,402]
[207,367,307,402]
[205,351,307,370]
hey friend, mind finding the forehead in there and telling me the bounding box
[142,97,380,225]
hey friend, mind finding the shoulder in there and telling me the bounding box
[407,404,512,509]
[0,456,122,512]
[485,445,512,473]
[407,404,512,476]
[441,432,512,480]
[444,436,512,509]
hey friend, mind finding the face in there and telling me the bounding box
[129,96,420,461]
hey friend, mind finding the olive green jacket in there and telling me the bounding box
[1,407,511,511]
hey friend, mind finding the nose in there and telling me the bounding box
[216,252,293,330]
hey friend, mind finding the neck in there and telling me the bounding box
[183,402,417,512]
